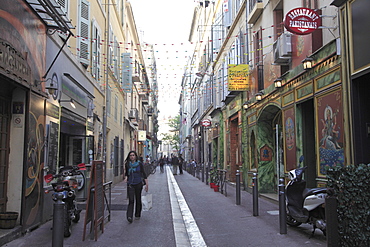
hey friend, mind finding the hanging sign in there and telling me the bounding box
[201,119,211,127]
[138,131,146,141]
[284,8,321,35]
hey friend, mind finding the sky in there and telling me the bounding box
[130,0,196,124]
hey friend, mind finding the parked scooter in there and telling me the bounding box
[286,156,327,236]
[44,163,86,240]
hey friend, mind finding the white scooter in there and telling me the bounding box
[285,156,327,236]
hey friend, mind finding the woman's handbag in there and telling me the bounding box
[141,192,152,211]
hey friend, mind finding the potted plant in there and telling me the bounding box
[209,168,218,189]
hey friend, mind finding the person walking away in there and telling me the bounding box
[178,154,184,174]
[171,154,179,175]
[124,151,148,223]
[159,155,165,173]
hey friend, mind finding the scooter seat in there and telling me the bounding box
[302,187,327,198]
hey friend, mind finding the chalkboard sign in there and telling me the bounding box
[82,161,104,241]
[47,121,59,172]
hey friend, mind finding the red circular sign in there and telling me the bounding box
[284,8,321,35]
[201,119,211,127]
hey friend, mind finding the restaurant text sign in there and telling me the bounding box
[284,8,321,35]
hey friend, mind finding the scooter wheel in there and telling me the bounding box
[286,215,302,227]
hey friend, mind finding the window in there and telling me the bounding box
[78,0,90,66]
[253,28,263,65]
[302,0,318,9]
[114,36,120,78]
[107,86,111,116]
[91,21,101,81]
[120,103,123,126]
[114,95,118,122]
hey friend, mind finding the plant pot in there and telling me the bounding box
[210,182,215,188]
[0,212,18,229]
[213,185,219,192]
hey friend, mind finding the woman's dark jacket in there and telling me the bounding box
[125,161,147,185]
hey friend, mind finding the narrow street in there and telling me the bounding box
[3,166,326,247]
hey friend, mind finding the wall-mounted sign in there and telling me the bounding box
[201,119,211,127]
[284,8,321,35]
[228,64,249,91]
[138,130,146,141]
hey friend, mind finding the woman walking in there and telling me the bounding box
[124,151,148,223]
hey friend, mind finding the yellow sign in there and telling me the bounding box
[228,64,249,91]
[138,131,146,141]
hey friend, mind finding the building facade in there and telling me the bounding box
[181,0,348,196]
[0,0,158,232]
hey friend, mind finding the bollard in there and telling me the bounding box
[202,164,204,183]
[52,199,65,247]
[278,178,287,234]
[206,165,209,185]
[326,193,339,246]
[252,173,259,216]
[236,170,241,205]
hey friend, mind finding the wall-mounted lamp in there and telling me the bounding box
[255,91,264,101]
[59,99,76,109]
[243,101,250,110]
[302,57,314,70]
[274,78,283,88]
[45,78,58,95]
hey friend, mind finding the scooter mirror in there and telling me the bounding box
[44,174,54,183]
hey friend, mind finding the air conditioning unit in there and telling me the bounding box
[273,33,292,64]
[129,109,137,119]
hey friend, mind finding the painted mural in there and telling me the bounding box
[24,94,45,228]
[283,107,296,172]
[316,89,344,176]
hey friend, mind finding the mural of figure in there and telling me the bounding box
[320,105,341,150]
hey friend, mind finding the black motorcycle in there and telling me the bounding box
[44,163,85,238]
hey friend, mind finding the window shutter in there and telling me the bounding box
[121,53,132,93]
[57,0,69,39]
[78,0,90,66]
[107,86,111,116]
[91,22,101,81]
[114,37,119,78]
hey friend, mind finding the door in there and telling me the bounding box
[0,97,10,211]
[69,136,86,165]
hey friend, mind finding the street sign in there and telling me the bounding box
[201,119,211,127]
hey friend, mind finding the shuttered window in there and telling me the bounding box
[78,0,90,66]
[91,21,101,81]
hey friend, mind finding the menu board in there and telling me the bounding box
[47,122,59,172]
[83,161,104,241]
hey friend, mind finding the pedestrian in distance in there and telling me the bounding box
[124,150,148,223]
[159,155,165,173]
[178,154,184,175]
[171,154,179,175]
